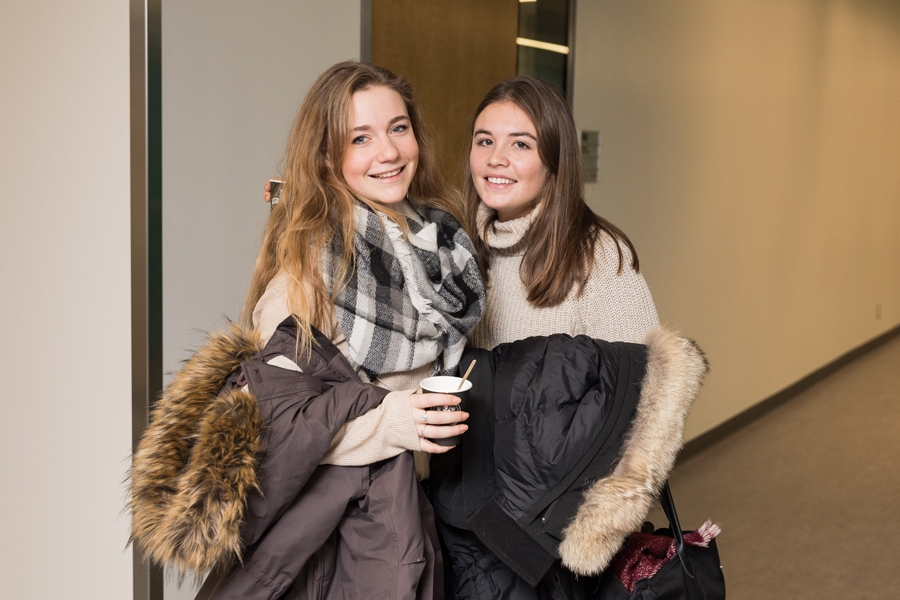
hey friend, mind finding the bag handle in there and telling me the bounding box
[659,481,695,578]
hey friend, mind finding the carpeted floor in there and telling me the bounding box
[649,332,900,599]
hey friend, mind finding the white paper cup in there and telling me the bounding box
[420,376,471,446]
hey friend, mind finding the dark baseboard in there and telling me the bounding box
[680,323,900,462]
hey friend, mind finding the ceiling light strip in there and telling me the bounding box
[515,37,570,55]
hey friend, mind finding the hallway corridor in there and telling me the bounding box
[659,332,900,599]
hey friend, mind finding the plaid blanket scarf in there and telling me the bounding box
[324,200,485,382]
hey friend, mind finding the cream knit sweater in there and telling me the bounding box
[470,205,659,349]
[253,271,426,470]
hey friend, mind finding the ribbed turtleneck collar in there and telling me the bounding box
[476,203,540,256]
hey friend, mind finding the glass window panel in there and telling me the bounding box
[518,0,568,46]
[517,46,567,95]
[517,0,570,97]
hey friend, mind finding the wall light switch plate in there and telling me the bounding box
[581,130,600,183]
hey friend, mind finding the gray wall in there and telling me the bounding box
[162,0,361,377]
[160,1,361,597]
[573,0,900,439]
[0,0,133,598]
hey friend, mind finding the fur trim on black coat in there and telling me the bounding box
[558,327,708,575]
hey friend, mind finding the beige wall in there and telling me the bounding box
[0,0,133,597]
[574,0,900,439]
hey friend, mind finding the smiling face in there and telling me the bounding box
[341,85,419,206]
[469,101,549,222]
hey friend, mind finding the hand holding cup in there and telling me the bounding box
[419,375,473,447]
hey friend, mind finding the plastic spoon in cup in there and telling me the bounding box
[457,360,476,391]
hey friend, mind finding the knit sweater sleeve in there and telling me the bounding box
[579,232,660,344]
[320,388,422,465]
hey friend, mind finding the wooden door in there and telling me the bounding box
[371,0,518,185]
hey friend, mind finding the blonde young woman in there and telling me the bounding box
[250,63,482,458]
[130,62,485,600]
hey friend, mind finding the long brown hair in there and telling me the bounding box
[241,61,461,350]
[463,76,639,308]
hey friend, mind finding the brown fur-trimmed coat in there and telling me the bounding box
[127,320,390,581]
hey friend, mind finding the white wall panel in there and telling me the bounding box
[0,1,133,598]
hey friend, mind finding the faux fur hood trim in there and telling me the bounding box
[127,323,265,579]
[558,327,708,575]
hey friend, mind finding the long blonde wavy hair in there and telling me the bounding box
[241,62,462,352]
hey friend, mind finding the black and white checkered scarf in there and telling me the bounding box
[324,200,485,382]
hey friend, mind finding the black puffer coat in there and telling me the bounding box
[430,328,707,599]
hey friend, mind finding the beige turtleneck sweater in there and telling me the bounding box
[470,205,660,349]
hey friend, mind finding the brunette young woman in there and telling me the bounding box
[130,61,485,600]
[430,77,674,600]
[464,76,658,350]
